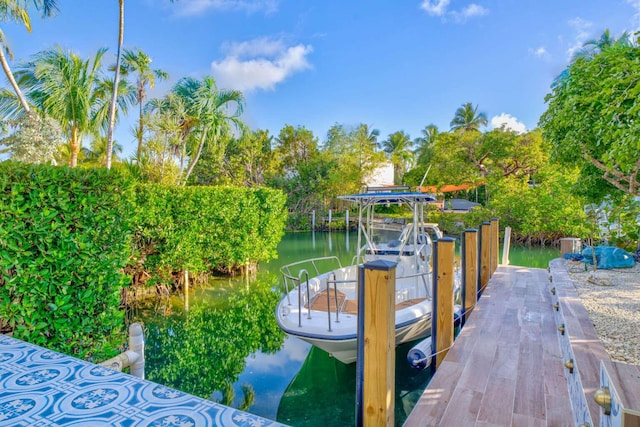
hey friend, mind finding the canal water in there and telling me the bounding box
[131,232,559,426]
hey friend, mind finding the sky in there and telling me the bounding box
[3,0,639,158]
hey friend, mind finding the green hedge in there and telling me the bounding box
[0,163,134,359]
[132,185,287,282]
[0,164,287,358]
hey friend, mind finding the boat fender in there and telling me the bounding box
[407,339,432,370]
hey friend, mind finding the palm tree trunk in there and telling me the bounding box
[136,94,143,160]
[106,0,124,170]
[0,47,30,114]
[182,129,209,185]
[69,127,80,167]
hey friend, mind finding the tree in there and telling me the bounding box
[575,28,632,60]
[219,129,274,187]
[323,123,383,194]
[118,48,168,161]
[106,0,179,169]
[82,136,123,166]
[0,0,58,114]
[0,112,62,163]
[414,124,439,164]
[173,76,245,185]
[539,41,640,198]
[380,130,413,184]
[450,102,487,132]
[8,47,109,167]
[146,91,196,184]
[273,124,318,176]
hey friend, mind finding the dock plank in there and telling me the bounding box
[404,266,573,426]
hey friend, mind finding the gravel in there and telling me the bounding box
[563,260,640,365]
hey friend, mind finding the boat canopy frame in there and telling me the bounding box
[338,190,437,269]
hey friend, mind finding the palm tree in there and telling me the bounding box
[118,48,168,160]
[0,0,58,114]
[106,0,179,169]
[380,131,414,184]
[145,92,191,175]
[172,76,245,185]
[354,123,379,169]
[414,124,438,162]
[575,28,632,60]
[105,0,124,170]
[82,136,123,166]
[450,102,487,132]
[11,46,108,167]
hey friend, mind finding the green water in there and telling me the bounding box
[132,232,559,426]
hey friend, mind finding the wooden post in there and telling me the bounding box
[431,237,455,369]
[312,210,316,230]
[461,229,478,326]
[502,226,512,265]
[356,260,396,427]
[184,270,189,311]
[346,209,349,230]
[329,209,332,225]
[479,222,491,295]
[490,218,499,275]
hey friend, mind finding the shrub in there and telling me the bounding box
[0,163,134,359]
[132,185,287,283]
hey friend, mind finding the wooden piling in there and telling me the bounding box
[431,237,455,369]
[502,226,511,265]
[184,270,189,311]
[461,229,478,326]
[490,218,499,274]
[356,260,396,427]
[479,222,491,295]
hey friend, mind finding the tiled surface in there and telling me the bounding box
[0,334,285,427]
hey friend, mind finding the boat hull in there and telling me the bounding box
[276,308,432,364]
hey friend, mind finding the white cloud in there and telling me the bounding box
[420,0,450,16]
[211,37,313,92]
[460,4,489,19]
[490,113,527,134]
[566,17,593,59]
[529,46,550,60]
[626,0,640,31]
[421,1,488,22]
[176,0,279,16]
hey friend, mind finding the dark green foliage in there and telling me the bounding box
[143,277,284,399]
[133,185,287,279]
[0,162,134,359]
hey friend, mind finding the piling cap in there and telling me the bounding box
[363,259,397,271]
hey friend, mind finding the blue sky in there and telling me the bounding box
[3,0,639,157]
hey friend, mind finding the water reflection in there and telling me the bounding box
[277,343,432,426]
[133,276,285,401]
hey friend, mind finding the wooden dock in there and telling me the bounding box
[405,264,576,426]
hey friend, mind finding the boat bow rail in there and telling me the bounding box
[280,256,358,331]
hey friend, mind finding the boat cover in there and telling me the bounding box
[581,246,636,269]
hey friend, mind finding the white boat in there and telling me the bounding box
[275,188,456,364]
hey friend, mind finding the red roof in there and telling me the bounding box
[419,183,483,193]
